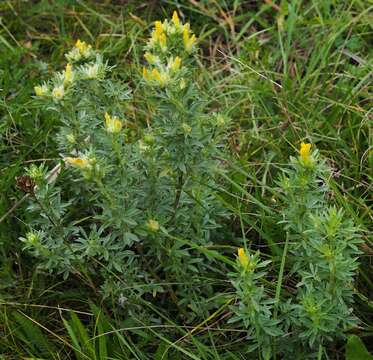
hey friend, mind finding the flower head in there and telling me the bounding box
[144,52,158,65]
[64,156,89,169]
[169,56,182,72]
[143,68,169,87]
[183,25,196,53]
[146,219,160,232]
[24,230,42,245]
[105,112,122,134]
[64,63,73,85]
[238,248,250,268]
[82,63,100,79]
[52,85,64,100]
[299,142,311,165]
[154,21,163,38]
[26,164,45,181]
[34,84,49,97]
[172,11,181,28]
[159,33,167,51]
[66,39,93,62]
[143,67,151,81]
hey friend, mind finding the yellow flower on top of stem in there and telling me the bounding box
[146,219,160,232]
[63,63,73,86]
[238,247,250,269]
[154,21,164,38]
[34,84,49,97]
[75,39,92,56]
[66,39,94,62]
[172,10,181,30]
[183,24,196,53]
[143,67,170,87]
[159,33,167,52]
[52,85,64,100]
[299,142,312,166]
[168,56,182,72]
[64,156,89,169]
[105,112,122,134]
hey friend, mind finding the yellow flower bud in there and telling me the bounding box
[238,248,249,268]
[183,26,189,46]
[172,10,180,28]
[183,26,196,52]
[170,56,182,72]
[300,142,311,165]
[64,63,73,85]
[159,33,167,50]
[150,68,169,87]
[143,67,151,81]
[34,84,48,97]
[154,21,163,38]
[144,52,157,64]
[181,123,192,133]
[105,112,122,134]
[146,219,160,232]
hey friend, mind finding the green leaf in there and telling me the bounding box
[346,335,373,360]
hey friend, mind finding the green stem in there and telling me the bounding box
[272,231,290,359]
[317,344,323,360]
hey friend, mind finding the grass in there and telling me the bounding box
[0,0,372,358]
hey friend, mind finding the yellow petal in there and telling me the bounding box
[143,67,150,81]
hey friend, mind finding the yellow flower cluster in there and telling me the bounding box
[105,112,122,134]
[142,11,197,88]
[66,39,94,62]
[142,55,182,87]
[34,63,75,101]
[148,11,197,53]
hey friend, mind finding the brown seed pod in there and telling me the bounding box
[15,175,36,194]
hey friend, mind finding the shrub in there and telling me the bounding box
[230,143,362,358]
[22,12,229,318]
